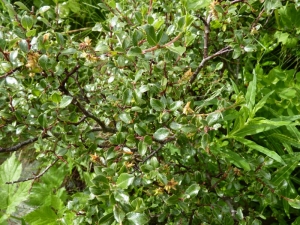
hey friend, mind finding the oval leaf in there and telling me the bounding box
[153,128,170,141]
[117,173,134,189]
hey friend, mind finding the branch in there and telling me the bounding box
[0,66,22,79]
[189,46,232,85]
[0,134,49,153]
[74,99,116,133]
[197,14,211,58]
[142,144,163,164]
[142,33,182,54]
[5,158,59,184]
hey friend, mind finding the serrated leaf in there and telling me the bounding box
[153,128,170,141]
[6,181,31,215]
[59,96,73,108]
[24,206,58,225]
[0,153,21,184]
[144,25,157,46]
[117,173,134,189]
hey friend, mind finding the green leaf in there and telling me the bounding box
[165,195,179,205]
[181,124,198,134]
[223,149,251,171]
[230,119,292,137]
[234,137,285,165]
[119,112,132,124]
[0,151,21,180]
[117,173,135,189]
[51,92,62,104]
[252,91,274,116]
[123,89,132,105]
[150,98,165,111]
[99,213,114,225]
[144,25,157,46]
[244,44,256,52]
[169,101,183,111]
[6,181,32,214]
[279,88,297,99]
[127,47,142,56]
[19,39,29,53]
[166,44,186,55]
[186,0,210,10]
[113,205,125,223]
[153,128,170,141]
[38,55,49,70]
[134,123,147,136]
[184,184,200,198]
[289,196,300,209]
[201,133,210,150]
[24,206,58,225]
[245,72,256,111]
[14,1,30,11]
[59,96,73,108]
[21,15,34,29]
[127,212,149,225]
[138,141,148,156]
[272,154,300,188]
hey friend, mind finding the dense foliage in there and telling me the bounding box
[1,0,300,224]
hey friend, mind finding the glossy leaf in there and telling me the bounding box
[153,128,170,141]
[127,212,148,225]
[117,173,135,189]
[59,96,73,108]
[234,137,285,165]
[144,25,157,46]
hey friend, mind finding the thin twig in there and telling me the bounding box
[189,46,232,85]
[0,66,22,79]
[142,144,163,164]
[74,100,116,133]
[5,158,59,184]
[142,33,182,54]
